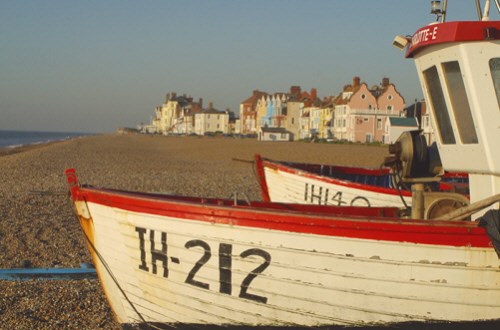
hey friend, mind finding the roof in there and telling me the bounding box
[241,91,268,107]
[389,117,418,127]
[198,108,227,115]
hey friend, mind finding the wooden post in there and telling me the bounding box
[412,183,425,219]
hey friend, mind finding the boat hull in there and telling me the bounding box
[256,155,413,207]
[66,172,499,327]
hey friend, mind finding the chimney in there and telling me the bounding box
[199,98,203,107]
[353,77,360,87]
[311,88,317,99]
[208,102,213,109]
[172,92,177,99]
[290,86,301,96]
[382,77,390,87]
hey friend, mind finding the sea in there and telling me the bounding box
[0,130,93,149]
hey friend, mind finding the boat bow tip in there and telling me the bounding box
[65,168,80,199]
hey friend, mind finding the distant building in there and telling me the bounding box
[285,86,322,140]
[405,99,436,145]
[332,77,405,143]
[258,127,292,141]
[151,92,203,135]
[240,90,268,135]
[385,117,419,144]
[256,94,287,131]
[194,103,230,135]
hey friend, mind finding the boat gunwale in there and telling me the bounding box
[67,182,494,249]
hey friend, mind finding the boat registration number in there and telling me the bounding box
[135,226,271,303]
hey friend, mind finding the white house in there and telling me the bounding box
[194,108,229,135]
[258,127,292,141]
[385,117,419,144]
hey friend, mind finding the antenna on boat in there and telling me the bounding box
[475,0,500,20]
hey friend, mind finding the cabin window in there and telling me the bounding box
[490,58,500,107]
[423,66,456,144]
[443,61,478,144]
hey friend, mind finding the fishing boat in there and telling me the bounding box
[255,154,469,210]
[66,1,500,328]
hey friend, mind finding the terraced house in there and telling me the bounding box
[332,77,405,143]
[194,103,230,135]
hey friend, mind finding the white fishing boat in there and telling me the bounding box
[66,1,500,328]
[255,154,469,210]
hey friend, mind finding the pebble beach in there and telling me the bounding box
[0,134,388,329]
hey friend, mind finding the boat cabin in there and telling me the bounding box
[400,4,500,214]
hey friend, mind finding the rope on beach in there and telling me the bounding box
[231,157,254,164]
[29,190,68,196]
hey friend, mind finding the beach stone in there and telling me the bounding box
[20,260,32,268]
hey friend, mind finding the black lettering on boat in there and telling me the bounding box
[135,227,149,272]
[150,230,169,278]
[185,239,211,290]
[309,184,323,205]
[330,191,345,206]
[239,248,271,304]
[218,243,232,295]
[350,196,370,207]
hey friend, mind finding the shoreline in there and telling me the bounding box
[0,134,100,157]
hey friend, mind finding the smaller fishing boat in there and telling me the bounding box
[255,154,468,211]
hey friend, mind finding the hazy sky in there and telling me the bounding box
[1,1,497,133]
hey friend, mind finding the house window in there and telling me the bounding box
[377,118,382,129]
[363,118,368,122]
[443,61,478,144]
[387,105,393,111]
[361,94,366,99]
[388,95,393,100]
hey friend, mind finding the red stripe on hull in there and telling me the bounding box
[73,185,491,249]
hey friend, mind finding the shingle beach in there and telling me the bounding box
[0,134,388,329]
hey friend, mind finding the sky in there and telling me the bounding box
[1,1,498,133]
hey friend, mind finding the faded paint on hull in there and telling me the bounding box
[78,200,500,327]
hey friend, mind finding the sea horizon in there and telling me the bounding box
[0,129,94,149]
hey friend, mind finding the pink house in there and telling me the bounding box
[333,77,405,143]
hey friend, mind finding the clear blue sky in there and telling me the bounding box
[1,1,496,133]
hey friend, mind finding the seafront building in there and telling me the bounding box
[145,77,435,144]
[332,77,405,143]
[146,93,234,136]
[194,103,230,135]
